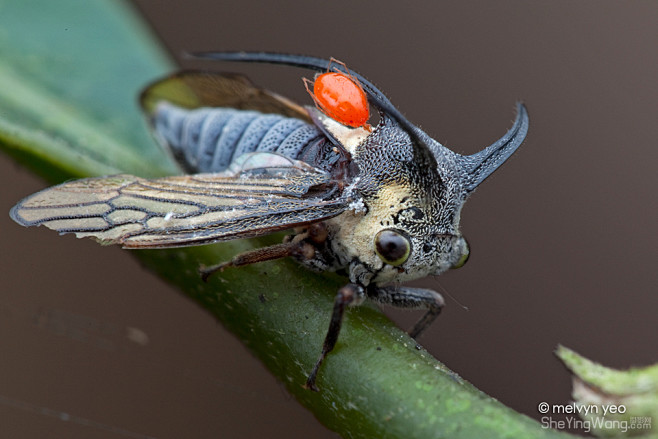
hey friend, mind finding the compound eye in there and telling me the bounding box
[451,238,470,269]
[375,229,411,266]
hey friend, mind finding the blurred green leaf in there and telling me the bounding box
[557,346,658,438]
[0,0,178,180]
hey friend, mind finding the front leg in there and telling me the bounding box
[368,286,445,339]
[305,283,365,391]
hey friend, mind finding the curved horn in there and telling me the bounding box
[456,103,529,193]
[193,52,529,195]
[192,51,416,131]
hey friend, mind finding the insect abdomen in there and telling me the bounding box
[153,103,324,173]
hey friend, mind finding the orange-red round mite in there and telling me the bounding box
[304,60,371,131]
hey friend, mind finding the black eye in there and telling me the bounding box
[374,229,411,266]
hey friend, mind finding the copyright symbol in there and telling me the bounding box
[538,402,550,414]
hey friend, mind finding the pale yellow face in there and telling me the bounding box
[325,180,469,287]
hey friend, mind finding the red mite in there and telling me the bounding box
[303,58,372,131]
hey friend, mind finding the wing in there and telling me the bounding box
[10,154,349,249]
[140,71,311,122]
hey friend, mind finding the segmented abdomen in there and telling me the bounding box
[152,103,324,173]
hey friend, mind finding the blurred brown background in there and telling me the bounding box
[1,1,656,438]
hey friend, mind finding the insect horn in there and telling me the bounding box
[191,51,413,129]
[456,102,529,193]
[193,52,529,191]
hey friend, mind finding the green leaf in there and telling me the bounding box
[557,346,658,438]
[0,1,576,437]
[0,0,178,180]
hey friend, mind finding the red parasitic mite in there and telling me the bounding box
[303,58,372,131]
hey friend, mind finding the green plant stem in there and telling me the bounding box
[136,243,573,438]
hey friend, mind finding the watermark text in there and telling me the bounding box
[537,402,652,434]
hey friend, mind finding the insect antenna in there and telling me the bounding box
[431,278,470,312]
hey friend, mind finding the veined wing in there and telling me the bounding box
[10,157,349,249]
[140,71,311,122]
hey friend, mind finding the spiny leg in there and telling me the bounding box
[305,283,364,391]
[200,223,328,281]
[368,286,445,339]
[200,241,314,281]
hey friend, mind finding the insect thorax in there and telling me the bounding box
[153,103,470,288]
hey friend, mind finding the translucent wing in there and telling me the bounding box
[140,71,311,122]
[10,154,349,249]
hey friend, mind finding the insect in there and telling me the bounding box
[10,52,529,391]
[303,58,372,131]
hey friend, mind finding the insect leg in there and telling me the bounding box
[200,241,315,281]
[368,286,445,339]
[302,76,323,109]
[305,283,364,391]
[200,223,329,281]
